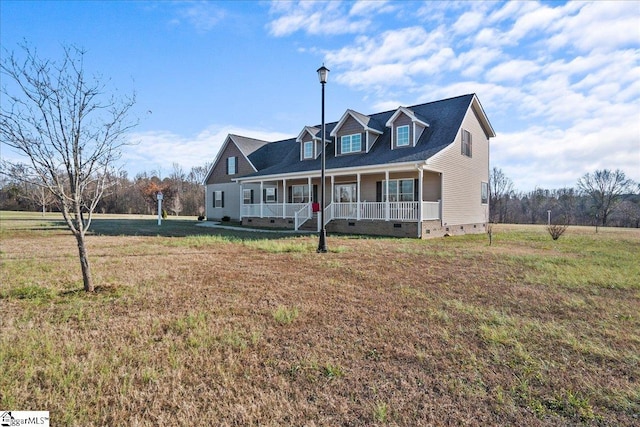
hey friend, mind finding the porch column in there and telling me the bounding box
[282,178,286,219]
[260,181,264,218]
[418,167,424,238]
[308,176,312,217]
[239,182,244,220]
[330,175,335,221]
[385,170,389,221]
[357,173,361,220]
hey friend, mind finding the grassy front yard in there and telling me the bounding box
[1,212,638,425]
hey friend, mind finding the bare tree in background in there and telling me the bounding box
[489,167,514,223]
[577,169,635,226]
[0,43,136,292]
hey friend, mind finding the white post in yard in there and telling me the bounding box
[547,209,551,225]
[157,191,163,225]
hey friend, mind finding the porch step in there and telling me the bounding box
[299,214,318,231]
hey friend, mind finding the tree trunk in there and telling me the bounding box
[75,233,94,292]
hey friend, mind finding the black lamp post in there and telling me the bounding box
[317,64,329,253]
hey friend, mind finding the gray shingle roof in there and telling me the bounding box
[239,94,478,179]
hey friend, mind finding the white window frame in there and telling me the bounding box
[334,183,357,203]
[214,191,223,208]
[303,141,313,159]
[383,179,414,202]
[481,182,489,204]
[291,185,310,203]
[340,133,361,154]
[396,125,410,147]
[243,189,253,205]
[265,187,276,203]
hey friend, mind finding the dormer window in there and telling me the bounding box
[341,133,361,154]
[385,107,429,149]
[303,140,314,159]
[397,125,410,147]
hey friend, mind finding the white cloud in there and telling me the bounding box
[350,0,395,17]
[171,2,226,33]
[547,2,640,53]
[122,126,292,176]
[486,59,541,83]
[492,118,640,191]
[326,26,448,90]
[451,46,503,78]
[452,11,484,35]
[267,1,371,37]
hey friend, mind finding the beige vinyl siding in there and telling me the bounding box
[427,105,490,226]
[423,172,441,201]
[357,172,440,202]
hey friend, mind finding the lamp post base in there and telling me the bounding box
[317,229,328,253]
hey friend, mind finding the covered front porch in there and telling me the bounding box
[237,166,443,234]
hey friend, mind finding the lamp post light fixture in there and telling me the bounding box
[317,65,329,253]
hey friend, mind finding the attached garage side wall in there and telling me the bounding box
[427,106,490,227]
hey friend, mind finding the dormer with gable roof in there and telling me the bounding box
[385,106,430,149]
[296,126,330,161]
[330,109,383,156]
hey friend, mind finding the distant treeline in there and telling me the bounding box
[0,163,210,217]
[1,164,638,227]
[490,168,639,228]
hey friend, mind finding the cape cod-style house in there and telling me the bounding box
[204,94,495,238]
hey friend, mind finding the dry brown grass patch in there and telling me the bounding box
[1,216,638,425]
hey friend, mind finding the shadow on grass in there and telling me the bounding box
[89,218,298,240]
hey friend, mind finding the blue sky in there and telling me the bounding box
[1,0,639,191]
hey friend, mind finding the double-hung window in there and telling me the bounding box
[214,191,224,208]
[396,125,410,147]
[291,185,309,203]
[461,129,472,157]
[243,189,253,205]
[303,141,313,159]
[341,134,361,154]
[265,187,276,203]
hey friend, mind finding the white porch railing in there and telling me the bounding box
[421,201,441,220]
[242,200,441,223]
[332,201,441,221]
[294,203,312,230]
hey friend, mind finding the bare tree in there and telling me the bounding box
[0,43,136,292]
[577,169,635,226]
[489,167,514,223]
[1,161,57,215]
